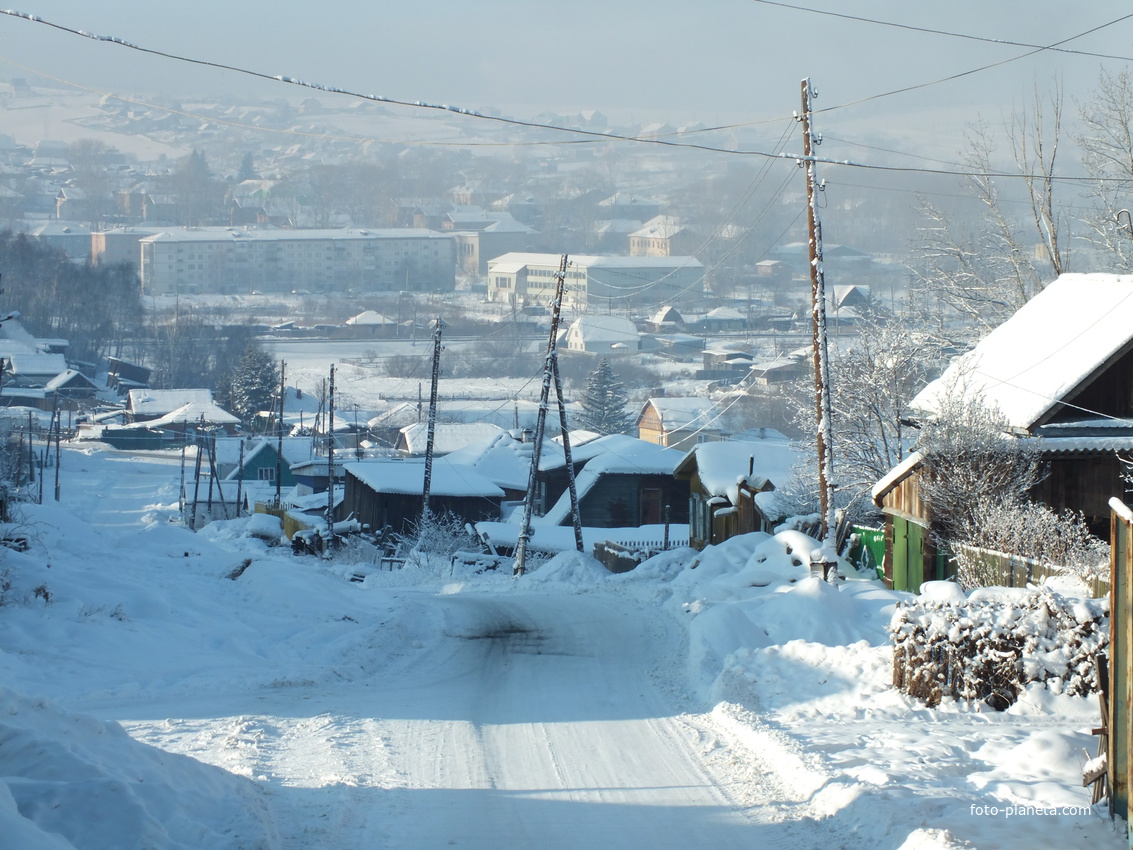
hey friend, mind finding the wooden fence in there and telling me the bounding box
[953,542,1109,598]
[1107,497,1133,830]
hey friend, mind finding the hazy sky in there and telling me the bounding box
[2,2,1131,144]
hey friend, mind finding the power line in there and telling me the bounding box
[3,9,1128,186]
[747,0,1133,63]
[814,12,1133,116]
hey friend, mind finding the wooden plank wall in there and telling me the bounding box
[1109,499,1133,831]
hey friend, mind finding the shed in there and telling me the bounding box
[342,458,505,536]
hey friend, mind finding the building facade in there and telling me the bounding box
[139,227,456,296]
[486,252,703,310]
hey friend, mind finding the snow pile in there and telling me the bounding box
[0,689,276,850]
[890,585,1107,709]
[525,550,611,584]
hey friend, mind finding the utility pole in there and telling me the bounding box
[800,77,838,562]
[515,255,580,575]
[326,364,336,550]
[422,316,445,519]
[276,360,285,506]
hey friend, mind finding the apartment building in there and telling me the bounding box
[139,227,456,296]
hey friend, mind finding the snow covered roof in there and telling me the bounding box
[912,273,1133,431]
[345,310,395,326]
[150,401,241,427]
[871,451,925,504]
[443,431,537,491]
[128,389,213,417]
[344,458,504,498]
[676,437,801,504]
[6,352,67,376]
[566,315,639,346]
[43,368,97,390]
[631,215,683,239]
[643,397,718,432]
[399,422,506,455]
[705,306,745,321]
[541,439,683,525]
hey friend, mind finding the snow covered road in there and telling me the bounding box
[119,590,778,849]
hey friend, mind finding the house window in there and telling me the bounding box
[257,467,276,481]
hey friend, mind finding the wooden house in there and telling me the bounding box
[637,397,721,451]
[539,437,688,529]
[341,458,504,536]
[874,273,1133,591]
[675,436,800,548]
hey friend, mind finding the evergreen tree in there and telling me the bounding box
[576,358,634,435]
[219,345,280,424]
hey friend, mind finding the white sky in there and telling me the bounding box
[2,1,1130,138]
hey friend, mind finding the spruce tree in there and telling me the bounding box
[577,358,634,435]
[220,345,280,424]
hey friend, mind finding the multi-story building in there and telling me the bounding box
[486,252,704,311]
[138,227,456,296]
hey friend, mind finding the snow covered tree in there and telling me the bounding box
[914,378,1043,546]
[218,345,280,425]
[576,359,634,436]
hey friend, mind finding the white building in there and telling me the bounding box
[486,252,703,310]
[139,227,456,296]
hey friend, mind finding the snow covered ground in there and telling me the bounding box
[0,445,1124,849]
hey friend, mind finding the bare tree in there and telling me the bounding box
[1077,68,1133,270]
[915,376,1043,547]
[910,106,1065,339]
[1011,81,1068,277]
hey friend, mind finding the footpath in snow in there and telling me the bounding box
[0,445,1123,849]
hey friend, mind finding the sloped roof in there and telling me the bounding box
[541,438,684,525]
[444,431,538,492]
[344,458,504,498]
[6,352,67,376]
[631,215,683,239]
[675,437,801,504]
[911,273,1133,431]
[567,315,639,346]
[345,310,395,326]
[150,401,240,427]
[399,421,506,455]
[642,397,718,432]
[128,388,213,417]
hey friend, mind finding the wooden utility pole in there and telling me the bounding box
[326,364,336,548]
[275,360,285,506]
[515,254,581,575]
[422,317,445,519]
[800,77,838,559]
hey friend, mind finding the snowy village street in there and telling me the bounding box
[0,445,1125,849]
[111,591,780,850]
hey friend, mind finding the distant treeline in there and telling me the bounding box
[0,230,142,364]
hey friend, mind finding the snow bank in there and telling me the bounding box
[0,689,276,850]
[524,550,611,584]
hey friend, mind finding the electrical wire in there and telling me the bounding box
[747,0,1133,63]
[4,9,1133,184]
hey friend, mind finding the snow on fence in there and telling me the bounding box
[593,537,690,573]
[890,587,1108,710]
[953,542,1109,598]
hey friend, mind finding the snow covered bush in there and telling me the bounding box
[950,500,1109,590]
[394,508,475,569]
[889,586,1107,709]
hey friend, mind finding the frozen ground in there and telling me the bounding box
[0,445,1123,849]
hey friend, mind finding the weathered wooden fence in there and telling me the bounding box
[1107,497,1133,828]
[953,542,1109,598]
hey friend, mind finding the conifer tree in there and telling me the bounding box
[577,358,634,436]
[219,345,280,424]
